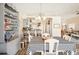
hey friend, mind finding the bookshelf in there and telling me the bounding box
[4,3,19,42]
[0,3,20,54]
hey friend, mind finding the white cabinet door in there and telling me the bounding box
[7,38,20,55]
[0,4,5,42]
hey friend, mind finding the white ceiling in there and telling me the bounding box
[13,3,79,18]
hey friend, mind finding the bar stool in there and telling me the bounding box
[20,42,25,49]
[24,40,27,49]
[44,38,59,55]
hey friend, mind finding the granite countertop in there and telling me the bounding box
[53,37,76,51]
[53,37,74,44]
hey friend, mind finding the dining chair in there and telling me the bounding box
[44,38,59,55]
[42,33,50,40]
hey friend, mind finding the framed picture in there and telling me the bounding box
[54,24,60,28]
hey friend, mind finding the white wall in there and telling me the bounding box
[75,24,79,30]
[52,16,61,37]
[68,24,79,30]
[62,15,79,30]
[18,13,24,38]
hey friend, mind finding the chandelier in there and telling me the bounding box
[39,3,44,20]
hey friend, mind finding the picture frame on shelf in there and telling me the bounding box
[54,24,60,28]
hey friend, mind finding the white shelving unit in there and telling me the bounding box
[0,3,20,54]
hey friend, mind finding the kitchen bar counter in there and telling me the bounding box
[53,37,76,51]
[71,34,79,39]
